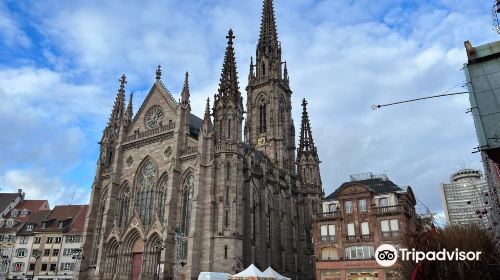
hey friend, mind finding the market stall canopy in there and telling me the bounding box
[229,264,272,279]
[263,267,290,280]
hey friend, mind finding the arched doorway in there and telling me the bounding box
[131,238,144,280]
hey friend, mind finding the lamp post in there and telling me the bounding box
[71,250,84,280]
[0,254,9,280]
[153,241,165,280]
[28,251,41,280]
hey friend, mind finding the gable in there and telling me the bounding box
[128,81,178,134]
[335,183,372,197]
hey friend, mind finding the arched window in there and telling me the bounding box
[158,176,168,223]
[262,62,266,76]
[259,99,267,134]
[228,119,232,140]
[117,184,130,228]
[136,160,156,227]
[181,175,194,235]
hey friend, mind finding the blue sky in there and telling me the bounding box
[0,0,498,215]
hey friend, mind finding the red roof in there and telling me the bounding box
[4,200,50,221]
[34,205,88,233]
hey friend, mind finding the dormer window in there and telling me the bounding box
[42,222,47,229]
[58,222,64,229]
[21,210,28,216]
[0,220,4,227]
[26,224,34,231]
[11,211,17,217]
[6,220,13,228]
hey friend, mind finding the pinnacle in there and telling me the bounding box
[299,98,316,153]
[216,29,241,105]
[181,71,190,106]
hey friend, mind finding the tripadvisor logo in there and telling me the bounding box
[375,244,482,267]
[375,244,398,267]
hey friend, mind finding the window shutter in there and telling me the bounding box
[320,225,327,236]
[328,225,335,236]
[361,222,369,235]
[380,220,389,232]
[390,219,399,231]
[347,223,355,236]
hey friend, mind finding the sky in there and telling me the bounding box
[0,0,498,215]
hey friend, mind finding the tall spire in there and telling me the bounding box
[181,71,190,106]
[108,74,127,127]
[299,98,316,153]
[215,29,241,104]
[258,0,279,50]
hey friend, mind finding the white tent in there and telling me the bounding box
[198,272,230,280]
[263,267,291,280]
[229,264,273,279]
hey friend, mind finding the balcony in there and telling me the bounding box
[313,211,342,222]
[372,205,406,216]
[346,235,357,242]
[381,231,400,241]
[320,236,336,243]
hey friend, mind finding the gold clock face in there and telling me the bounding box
[257,137,266,147]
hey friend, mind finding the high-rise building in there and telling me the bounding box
[440,169,490,225]
[79,1,323,279]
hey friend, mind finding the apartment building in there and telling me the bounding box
[0,199,49,280]
[312,173,418,280]
[12,205,87,280]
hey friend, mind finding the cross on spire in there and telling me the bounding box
[226,29,235,45]
[156,65,162,80]
[215,29,241,105]
[119,74,127,91]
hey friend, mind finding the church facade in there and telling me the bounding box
[79,1,324,279]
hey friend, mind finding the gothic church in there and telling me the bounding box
[80,1,323,279]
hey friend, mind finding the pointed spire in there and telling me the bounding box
[258,0,279,50]
[299,98,316,153]
[181,71,190,106]
[125,92,134,123]
[156,65,162,81]
[216,29,241,104]
[204,97,211,121]
[108,74,127,127]
[203,97,212,134]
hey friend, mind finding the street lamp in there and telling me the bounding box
[0,254,9,280]
[153,240,165,280]
[28,251,41,280]
[71,250,84,279]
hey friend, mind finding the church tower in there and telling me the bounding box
[296,98,323,279]
[211,29,246,272]
[246,0,295,175]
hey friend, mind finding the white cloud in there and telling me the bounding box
[0,0,498,214]
[0,169,89,207]
[0,2,31,48]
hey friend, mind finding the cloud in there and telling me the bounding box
[0,169,89,207]
[0,2,31,48]
[0,0,498,215]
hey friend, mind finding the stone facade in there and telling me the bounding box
[79,1,323,279]
[312,173,417,280]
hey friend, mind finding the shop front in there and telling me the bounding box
[316,259,401,280]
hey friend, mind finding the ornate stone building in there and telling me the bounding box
[79,1,323,279]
